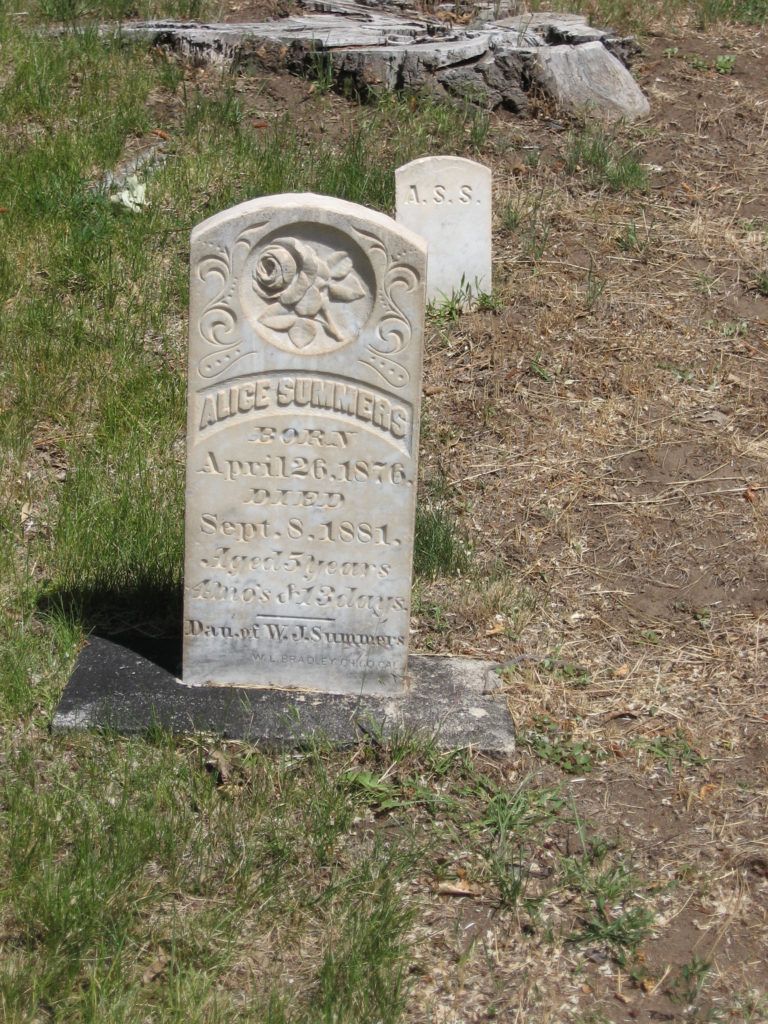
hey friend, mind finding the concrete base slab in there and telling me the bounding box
[53,636,515,757]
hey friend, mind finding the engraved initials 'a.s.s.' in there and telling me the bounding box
[405,184,473,205]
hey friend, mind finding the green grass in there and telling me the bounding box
[697,0,768,24]
[414,502,471,578]
[561,811,656,965]
[564,122,648,194]
[0,727,658,1020]
[0,18,489,722]
[526,0,766,32]
[413,475,471,579]
[630,729,707,771]
[32,0,212,21]
[616,219,653,260]
[501,186,551,261]
[523,714,607,774]
[0,732,417,1022]
[478,781,566,910]
[584,262,607,311]
[0,9,673,1019]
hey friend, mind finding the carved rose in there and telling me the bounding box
[252,238,366,350]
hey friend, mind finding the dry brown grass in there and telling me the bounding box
[399,20,768,1022]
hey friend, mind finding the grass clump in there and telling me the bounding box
[523,714,606,773]
[559,810,656,965]
[525,0,689,35]
[500,186,551,260]
[630,729,707,771]
[564,122,648,193]
[524,0,765,32]
[315,857,414,1024]
[414,502,471,578]
[479,781,565,911]
[34,0,212,22]
[414,476,471,579]
[0,733,422,1023]
[697,0,768,24]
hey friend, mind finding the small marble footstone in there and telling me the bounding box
[53,636,516,757]
[395,156,492,304]
[185,194,427,695]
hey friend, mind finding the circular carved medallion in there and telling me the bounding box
[240,224,375,356]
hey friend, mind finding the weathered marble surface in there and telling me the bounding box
[396,156,492,305]
[184,194,427,694]
[106,5,648,122]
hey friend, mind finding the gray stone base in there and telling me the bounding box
[53,636,515,757]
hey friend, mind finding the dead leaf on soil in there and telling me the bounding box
[436,880,481,898]
[205,750,231,784]
[744,483,763,502]
[142,951,169,985]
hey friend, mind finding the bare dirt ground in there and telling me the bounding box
[128,8,767,1021]
[410,24,768,1019]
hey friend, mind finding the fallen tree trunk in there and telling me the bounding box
[108,3,649,121]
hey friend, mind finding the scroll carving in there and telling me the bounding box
[353,227,420,390]
[197,249,243,380]
[195,217,420,389]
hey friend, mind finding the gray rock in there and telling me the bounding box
[331,44,405,92]
[438,64,503,109]
[532,40,650,122]
[501,11,612,45]
[482,49,533,113]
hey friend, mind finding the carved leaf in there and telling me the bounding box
[295,286,323,318]
[200,304,236,347]
[328,252,354,279]
[328,278,365,302]
[259,306,296,331]
[289,319,317,348]
[316,258,330,280]
[350,224,386,259]
[362,352,409,389]
[200,344,244,379]
[198,252,230,291]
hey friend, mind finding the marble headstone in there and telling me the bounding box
[395,156,492,304]
[183,193,427,695]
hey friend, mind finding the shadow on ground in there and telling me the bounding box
[37,580,183,675]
